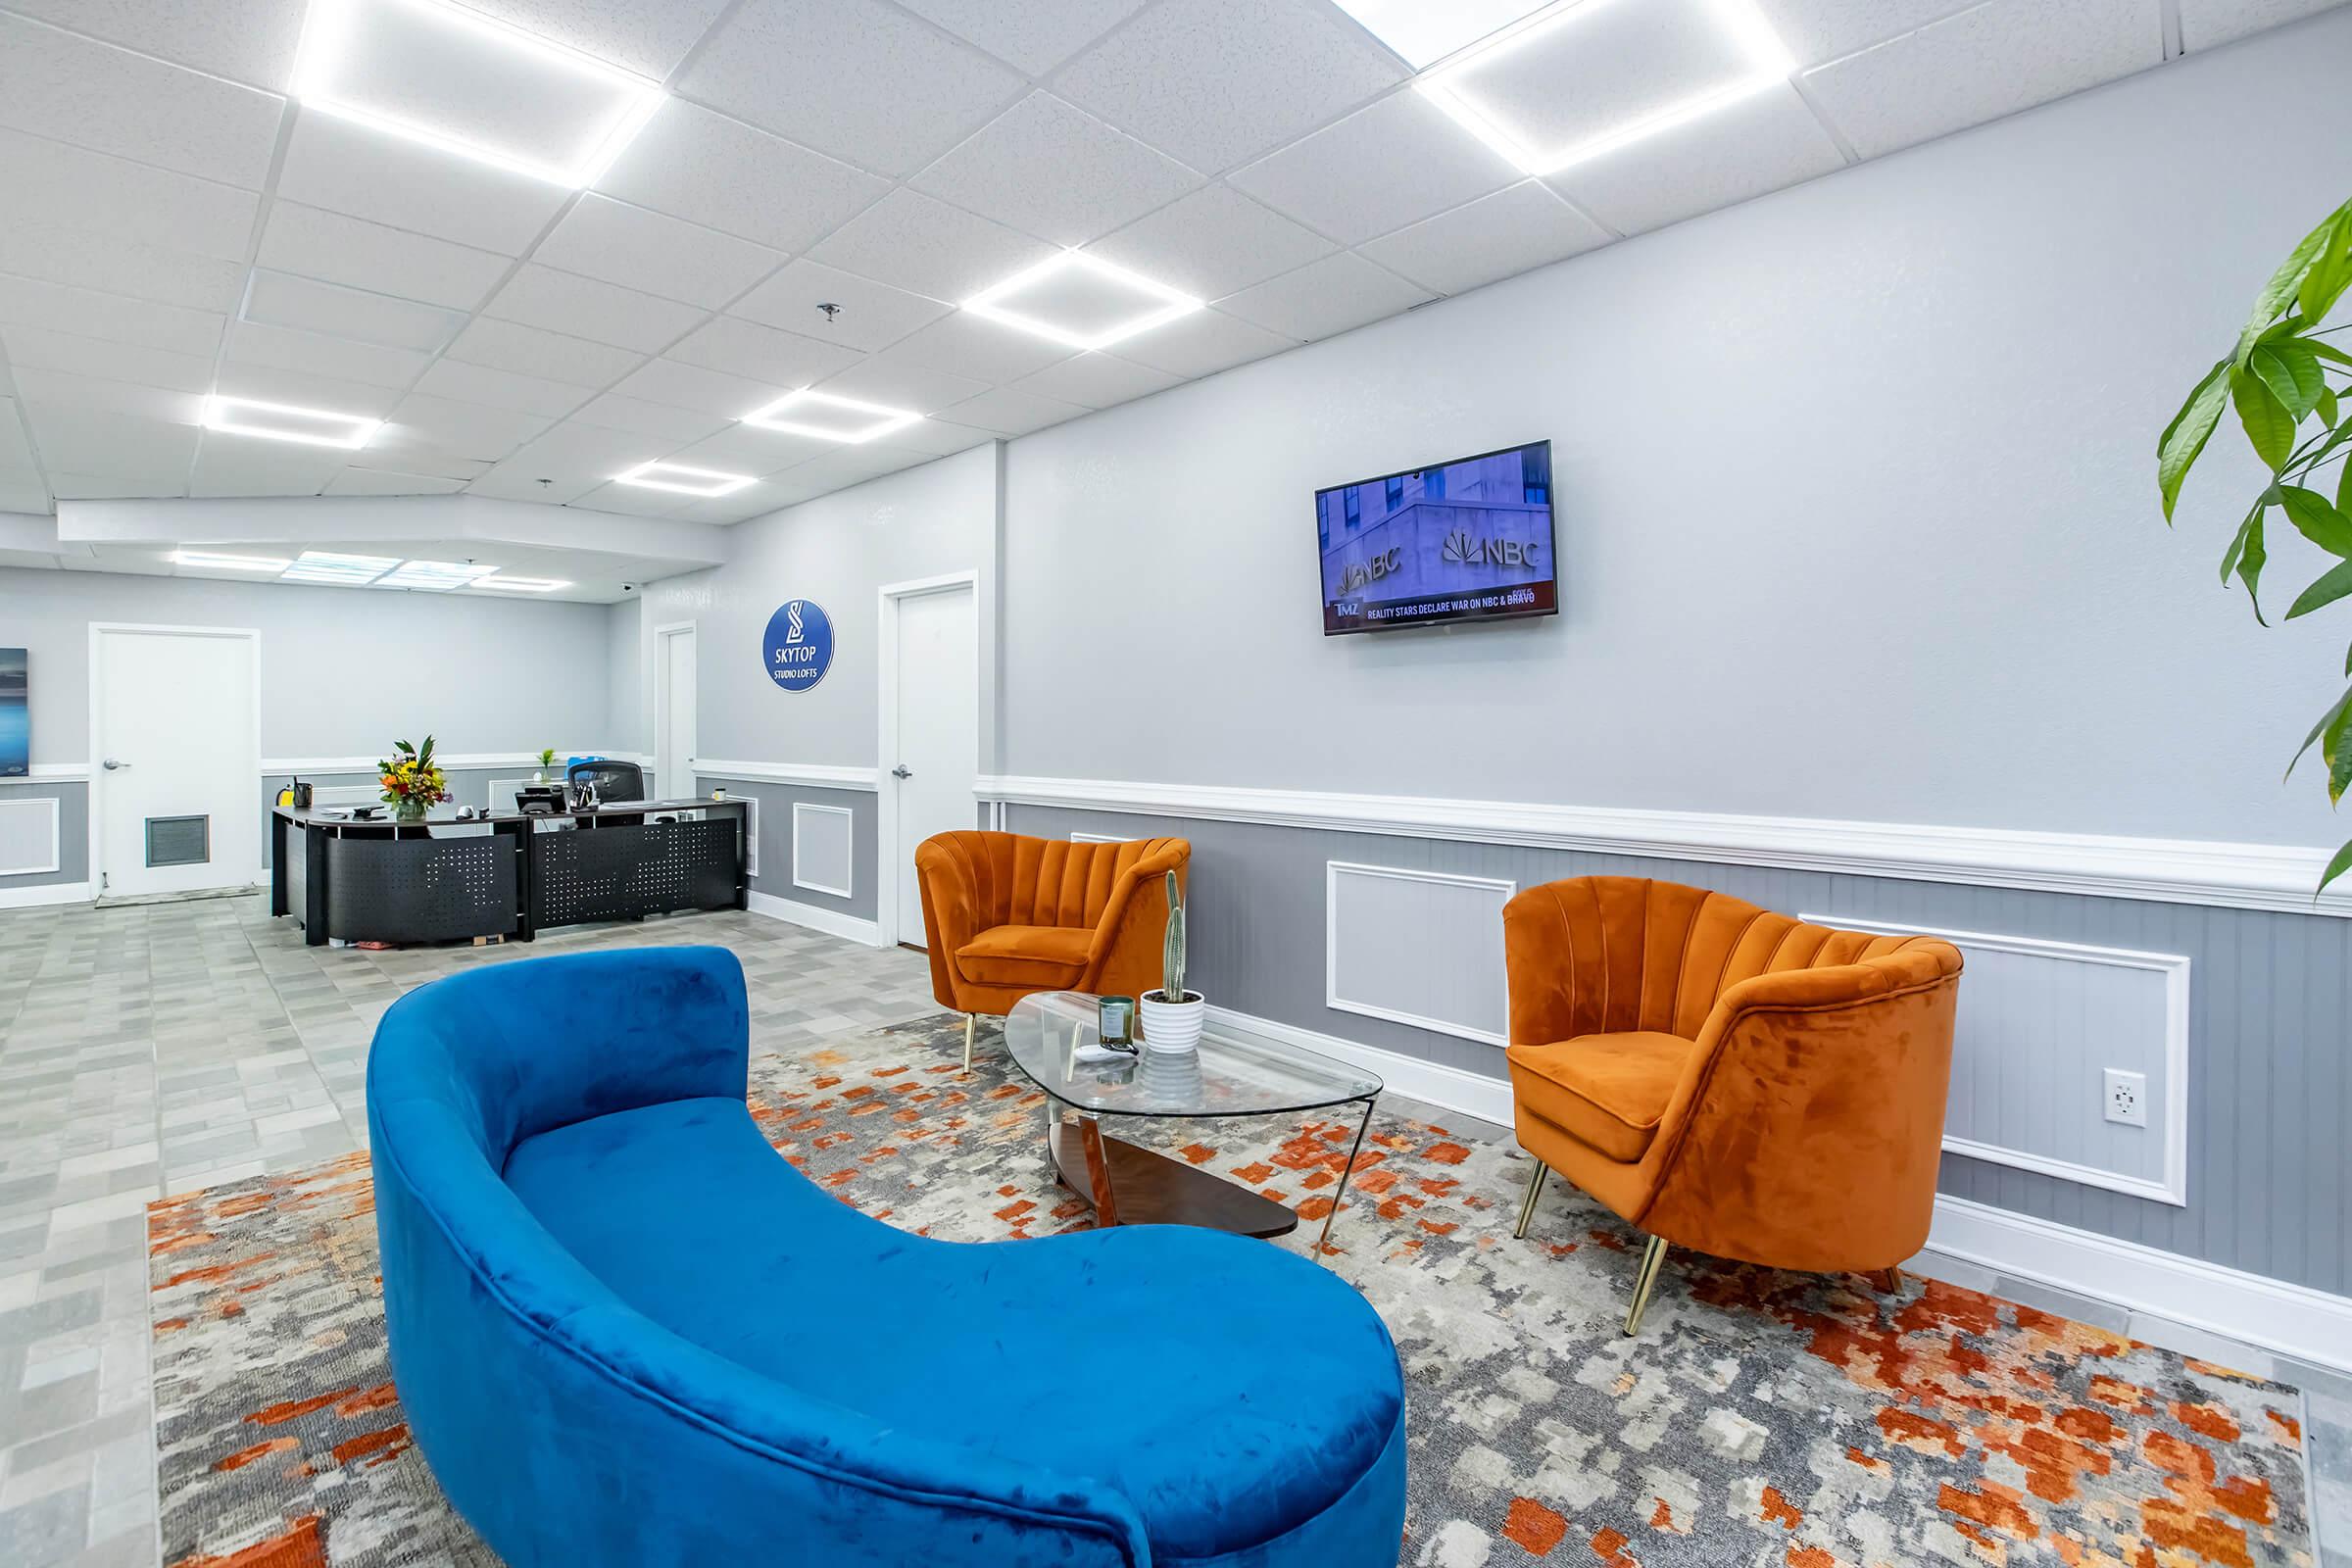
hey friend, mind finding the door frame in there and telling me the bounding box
[86,621,264,897]
[652,619,696,800]
[875,570,981,952]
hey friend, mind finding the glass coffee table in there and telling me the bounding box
[1004,991,1383,1259]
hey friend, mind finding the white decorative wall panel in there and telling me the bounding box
[793,803,854,900]
[1326,861,1513,1047]
[0,798,61,876]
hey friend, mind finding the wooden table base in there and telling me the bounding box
[1049,1119,1299,1240]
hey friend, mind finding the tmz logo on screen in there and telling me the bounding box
[1336,534,1543,592]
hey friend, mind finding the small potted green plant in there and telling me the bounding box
[1140,870,1203,1054]
[535,747,557,783]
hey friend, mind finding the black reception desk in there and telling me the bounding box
[270,799,749,948]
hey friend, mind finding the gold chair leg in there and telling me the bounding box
[1622,1234,1670,1337]
[1513,1160,1548,1240]
[1874,1265,1903,1295]
[962,1012,976,1072]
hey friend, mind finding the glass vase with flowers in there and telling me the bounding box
[379,736,452,823]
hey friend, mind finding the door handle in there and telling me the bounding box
[891,765,912,779]
[102,758,130,770]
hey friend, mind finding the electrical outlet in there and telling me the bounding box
[2104,1068,2148,1128]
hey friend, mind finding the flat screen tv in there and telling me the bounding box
[1316,440,1556,635]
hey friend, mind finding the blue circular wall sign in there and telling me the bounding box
[762,599,835,694]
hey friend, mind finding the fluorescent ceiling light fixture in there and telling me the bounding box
[614,461,756,497]
[290,0,665,188]
[281,551,399,585]
[472,575,569,592]
[377,559,496,591]
[201,393,381,450]
[1329,0,1556,69]
[172,550,293,571]
[740,389,922,445]
[1414,0,1794,176]
[961,253,1201,352]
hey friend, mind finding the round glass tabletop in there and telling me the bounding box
[1004,991,1382,1118]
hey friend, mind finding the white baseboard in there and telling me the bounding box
[1205,1001,2352,1376]
[746,888,885,947]
[0,879,93,910]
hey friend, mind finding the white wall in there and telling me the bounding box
[606,595,646,759]
[0,565,613,762]
[999,11,2352,850]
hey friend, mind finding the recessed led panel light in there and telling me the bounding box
[172,550,294,571]
[377,559,496,590]
[281,551,399,585]
[961,253,1201,352]
[614,461,757,497]
[1415,0,1794,176]
[740,389,922,445]
[291,0,665,188]
[472,576,569,592]
[1329,0,1557,69]
[202,394,381,450]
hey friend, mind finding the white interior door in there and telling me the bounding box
[93,626,259,898]
[657,625,697,801]
[890,585,978,947]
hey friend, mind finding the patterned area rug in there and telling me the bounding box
[148,1013,2315,1567]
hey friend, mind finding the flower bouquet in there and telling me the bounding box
[379,736,452,822]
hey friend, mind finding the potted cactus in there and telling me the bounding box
[1140,869,1203,1054]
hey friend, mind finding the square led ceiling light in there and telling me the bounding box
[292,0,665,187]
[614,461,757,496]
[282,551,400,585]
[172,550,295,571]
[202,394,381,450]
[962,253,1200,352]
[741,390,922,444]
[1416,0,1793,175]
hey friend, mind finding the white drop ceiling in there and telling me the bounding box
[0,0,2339,600]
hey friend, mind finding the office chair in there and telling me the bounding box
[565,759,646,804]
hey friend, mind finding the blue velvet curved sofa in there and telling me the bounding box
[367,946,1407,1567]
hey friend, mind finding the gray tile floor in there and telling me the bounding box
[0,894,2343,1566]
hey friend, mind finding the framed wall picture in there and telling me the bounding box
[0,648,25,777]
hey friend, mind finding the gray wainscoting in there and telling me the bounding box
[698,775,876,922]
[1004,804,2351,1298]
[0,779,88,890]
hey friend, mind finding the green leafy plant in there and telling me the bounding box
[537,747,557,769]
[2160,195,2352,891]
[1157,869,1190,1002]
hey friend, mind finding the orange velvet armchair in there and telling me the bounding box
[1503,876,1962,1335]
[914,831,1191,1070]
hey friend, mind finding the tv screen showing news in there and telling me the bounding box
[1317,440,1556,635]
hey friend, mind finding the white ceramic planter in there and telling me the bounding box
[1140,990,1204,1054]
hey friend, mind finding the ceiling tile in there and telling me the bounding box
[1798,0,2163,161]
[1087,184,1338,301]
[463,0,733,78]
[1324,0,1557,69]
[1054,0,1406,174]
[380,393,555,464]
[1229,91,1518,246]
[49,471,183,501]
[1546,84,1842,236]
[1110,308,1298,378]
[467,460,608,504]
[867,417,995,457]
[569,392,729,443]
[0,128,259,262]
[9,367,201,424]
[224,319,429,390]
[733,260,956,352]
[445,318,647,387]
[895,0,1149,74]
[1358,180,1609,295]
[342,449,490,482]
[934,385,1089,437]
[257,203,513,313]
[668,489,787,524]
[1216,253,1429,342]
[667,315,867,385]
[2,0,309,90]
[568,481,700,519]
[411,358,596,418]
[0,224,246,314]
[0,275,224,360]
[679,0,1026,177]
[533,197,785,312]
[188,440,346,499]
[276,112,569,255]
[611,359,784,418]
[242,270,469,353]
[324,466,471,496]
[2176,0,2349,48]
[20,404,198,489]
[594,102,891,254]
[1751,0,1982,67]
[870,312,1075,385]
[912,92,1201,247]
[807,189,1057,305]
[208,361,407,418]
[1009,352,1181,410]
[0,326,217,395]
[0,15,285,189]
[812,358,990,415]
[484,265,709,354]
[662,422,836,475]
